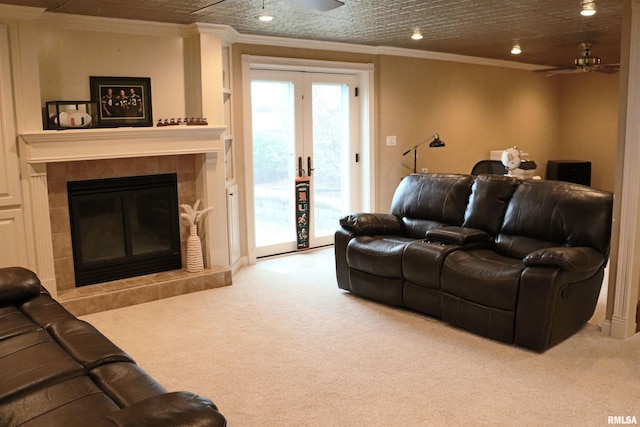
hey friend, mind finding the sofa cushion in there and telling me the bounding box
[390,174,474,238]
[21,294,77,328]
[0,329,84,401]
[497,180,613,259]
[441,249,525,311]
[462,174,520,236]
[47,318,134,370]
[401,218,450,239]
[90,362,167,407]
[0,306,40,341]
[0,376,120,427]
[346,236,415,278]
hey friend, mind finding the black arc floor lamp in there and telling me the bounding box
[402,133,446,173]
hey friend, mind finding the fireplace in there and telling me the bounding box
[19,126,227,297]
[67,173,182,287]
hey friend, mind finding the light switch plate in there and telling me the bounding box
[386,135,396,146]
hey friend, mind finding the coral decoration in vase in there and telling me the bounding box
[180,200,213,273]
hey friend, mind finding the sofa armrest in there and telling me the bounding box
[339,213,403,235]
[516,247,606,351]
[523,247,604,281]
[425,226,491,246]
[0,267,42,306]
[96,392,226,427]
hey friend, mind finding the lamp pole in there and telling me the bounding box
[402,133,446,173]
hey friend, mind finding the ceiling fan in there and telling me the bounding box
[535,42,620,76]
[192,0,344,15]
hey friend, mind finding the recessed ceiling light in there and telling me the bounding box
[511,43,522,55]
[581,0,597,16]
[411,29,423,41]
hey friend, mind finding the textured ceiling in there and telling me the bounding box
[0,0,623,68]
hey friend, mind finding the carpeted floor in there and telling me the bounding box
[82,248,640,427]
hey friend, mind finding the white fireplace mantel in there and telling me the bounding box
[18,125,228,297]
[20,125,226,163]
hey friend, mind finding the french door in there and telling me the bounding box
[250,70,360,257]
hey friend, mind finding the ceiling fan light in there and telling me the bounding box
[411,30,423,41]
[580,0,597,16]
[511,43,522,55]
[575,56,601,67]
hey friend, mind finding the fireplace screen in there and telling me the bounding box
[68,173,182,286]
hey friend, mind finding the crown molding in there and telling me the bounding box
[237,33,379,55]
[237,33,542,71]
[38,12,185,37]
[0,4,45,21]
[376,46,542,71]
[183,23,240,45]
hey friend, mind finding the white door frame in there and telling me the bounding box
[242,55,375,263]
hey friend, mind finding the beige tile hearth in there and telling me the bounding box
[58,267,231,316]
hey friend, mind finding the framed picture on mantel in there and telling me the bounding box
[90,76,152,127]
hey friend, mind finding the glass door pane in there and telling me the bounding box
[310,82,351,243]
[251,79,297,251]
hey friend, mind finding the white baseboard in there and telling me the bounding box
[609,315,638,339]
[230,256,248,276]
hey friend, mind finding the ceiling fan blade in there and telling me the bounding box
[594,65,620,74]
[191,0,239,15]
[292,0,345,11]
[545,69,582,76]
[533,66,575,73]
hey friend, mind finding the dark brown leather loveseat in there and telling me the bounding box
[0,267,227,427]
[335,173,613,352]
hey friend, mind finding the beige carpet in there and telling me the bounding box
[82,248,640,427]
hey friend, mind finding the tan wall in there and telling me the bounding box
[376,55,562,209]
[38,28,185,121]
[556,73,619,192]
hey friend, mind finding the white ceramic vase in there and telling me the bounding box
[186,224,204,273]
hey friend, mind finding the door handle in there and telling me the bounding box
[307,156,314,177]
[298,156,304,177]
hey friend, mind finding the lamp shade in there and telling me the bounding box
[429,134,445,147]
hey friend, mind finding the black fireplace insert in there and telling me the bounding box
[68,173,182,286]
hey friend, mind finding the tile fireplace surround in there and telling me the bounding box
[19,126,231,315]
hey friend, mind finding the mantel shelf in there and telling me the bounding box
[19,125,226,164]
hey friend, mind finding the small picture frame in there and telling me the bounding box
[90,76,152,127]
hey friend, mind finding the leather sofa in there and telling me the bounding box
[0,267,227,427]
[335,173,613,352]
